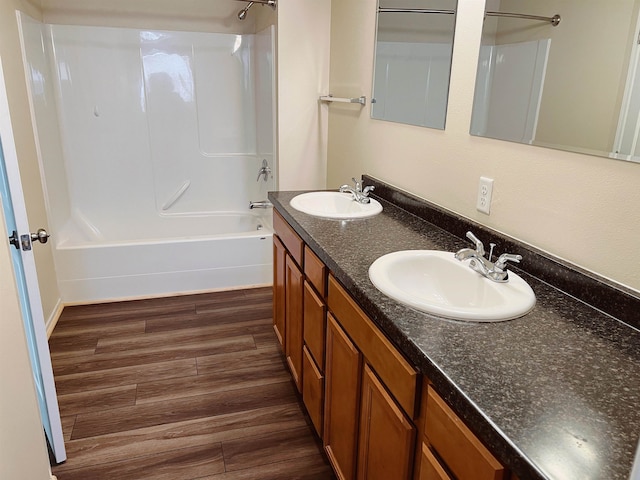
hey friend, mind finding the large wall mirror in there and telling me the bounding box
[471,0,640,163]
[371,0,458,129]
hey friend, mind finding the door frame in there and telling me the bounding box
[613,9,640,162]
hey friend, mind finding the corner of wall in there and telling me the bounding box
[45,298,64,339]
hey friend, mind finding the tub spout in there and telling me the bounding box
[249,200,273,209]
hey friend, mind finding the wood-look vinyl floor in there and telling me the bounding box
[49,288,335,480]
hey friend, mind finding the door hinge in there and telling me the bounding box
[8,230,20,250]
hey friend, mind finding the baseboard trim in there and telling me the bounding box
[59,283,272,307]
[45,299,64,339]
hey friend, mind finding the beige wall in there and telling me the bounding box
[277,0,330,190]
[328,0,640,293]
[1,0,61,324]
[40,0,256,34]
[0,199,52,479]
[255,2,277,33]
[37,0,279,33]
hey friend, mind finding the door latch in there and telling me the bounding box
[7,228,50,251]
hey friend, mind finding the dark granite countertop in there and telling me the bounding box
[269,186,640,480]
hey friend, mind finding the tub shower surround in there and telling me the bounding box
[20,18,275,302]
[269,177,640,480]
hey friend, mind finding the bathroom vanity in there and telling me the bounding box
[269,177,640,480]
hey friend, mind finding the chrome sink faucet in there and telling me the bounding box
[339,177,375,204]
[454,231,522,283]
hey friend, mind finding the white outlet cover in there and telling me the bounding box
[477,176,494,214]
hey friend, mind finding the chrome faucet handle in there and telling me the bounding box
[341,178,374,203]
[465,231,485,257]
[494,253,522,271]
[361,185,374,196]
[339,183,356,194]
[488,243,496,262]
[256,159,271,182]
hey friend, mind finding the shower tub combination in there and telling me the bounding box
[54,212,273,302]
[20,19,276,302]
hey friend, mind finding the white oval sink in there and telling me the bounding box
[290,191,382,219]
[369,250,535,322]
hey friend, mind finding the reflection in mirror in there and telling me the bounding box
[471,1,640,164]
[371,0,457,129]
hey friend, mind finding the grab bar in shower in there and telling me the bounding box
[319,94,367,106]
[162,180,191,211]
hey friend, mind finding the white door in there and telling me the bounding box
[0,59,66,463]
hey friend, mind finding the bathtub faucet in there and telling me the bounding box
[256,159,272,182]
[249,200,273,209]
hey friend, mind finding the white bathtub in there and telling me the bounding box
[54,212,273,303]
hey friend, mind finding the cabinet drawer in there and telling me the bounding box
[328,275,418,417]
[305,246,327,297]
[273,209,304,266]
[419,443,452,480]
[302,346,324,437]
[425,387,504,480]
[304,281,326,370]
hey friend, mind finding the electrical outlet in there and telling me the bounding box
[476,177,493,215]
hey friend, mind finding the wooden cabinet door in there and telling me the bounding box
[273,235,286,349]
[285,255,304,392]
[418,443,452,480]
[302,345,324,437]
[425,387,504,480]
[303,280,326,370]
[357,364,416,480]
[324,313,362,480]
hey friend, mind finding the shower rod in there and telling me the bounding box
[378,7,560,27]
[486,11,561,27]
[378,8,454,15]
